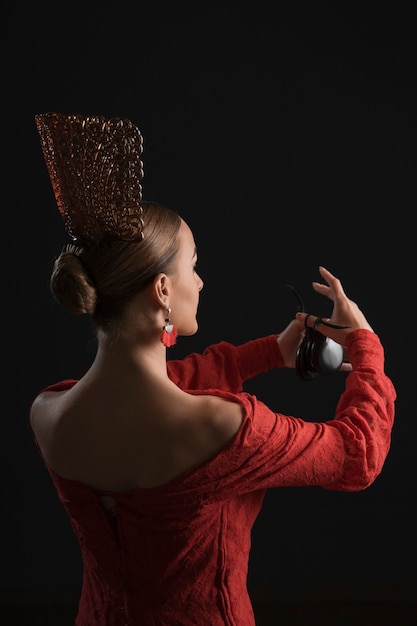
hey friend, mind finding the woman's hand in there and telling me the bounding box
[277,266,373,370]
[277,318,305,368]
[296,266,374,345]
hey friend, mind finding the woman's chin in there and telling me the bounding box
[179,324,199,337]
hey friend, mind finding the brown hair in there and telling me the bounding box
[49,201,182,327]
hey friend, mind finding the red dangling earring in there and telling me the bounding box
[161,307,177,347]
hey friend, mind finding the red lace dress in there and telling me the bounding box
[30,331,396,625]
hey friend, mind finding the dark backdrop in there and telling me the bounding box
[4,3,417,623]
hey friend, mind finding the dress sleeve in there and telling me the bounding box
[322,328,397,490]
[197,329,396,496]
[167,334,284,392]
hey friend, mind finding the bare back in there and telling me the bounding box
[30,380,244,492]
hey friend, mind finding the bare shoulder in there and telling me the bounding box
[29,389,68,431]
[199,394,244,442]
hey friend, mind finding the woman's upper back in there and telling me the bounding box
[29,376,244,492]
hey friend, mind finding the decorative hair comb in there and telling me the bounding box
[35,112,145,243]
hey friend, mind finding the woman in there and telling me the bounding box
[30,112,396,626]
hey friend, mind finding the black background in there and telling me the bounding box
[4,1,417,621]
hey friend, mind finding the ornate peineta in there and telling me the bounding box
[35,112,145,243]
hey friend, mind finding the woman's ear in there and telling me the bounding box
[152,273,171,307]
